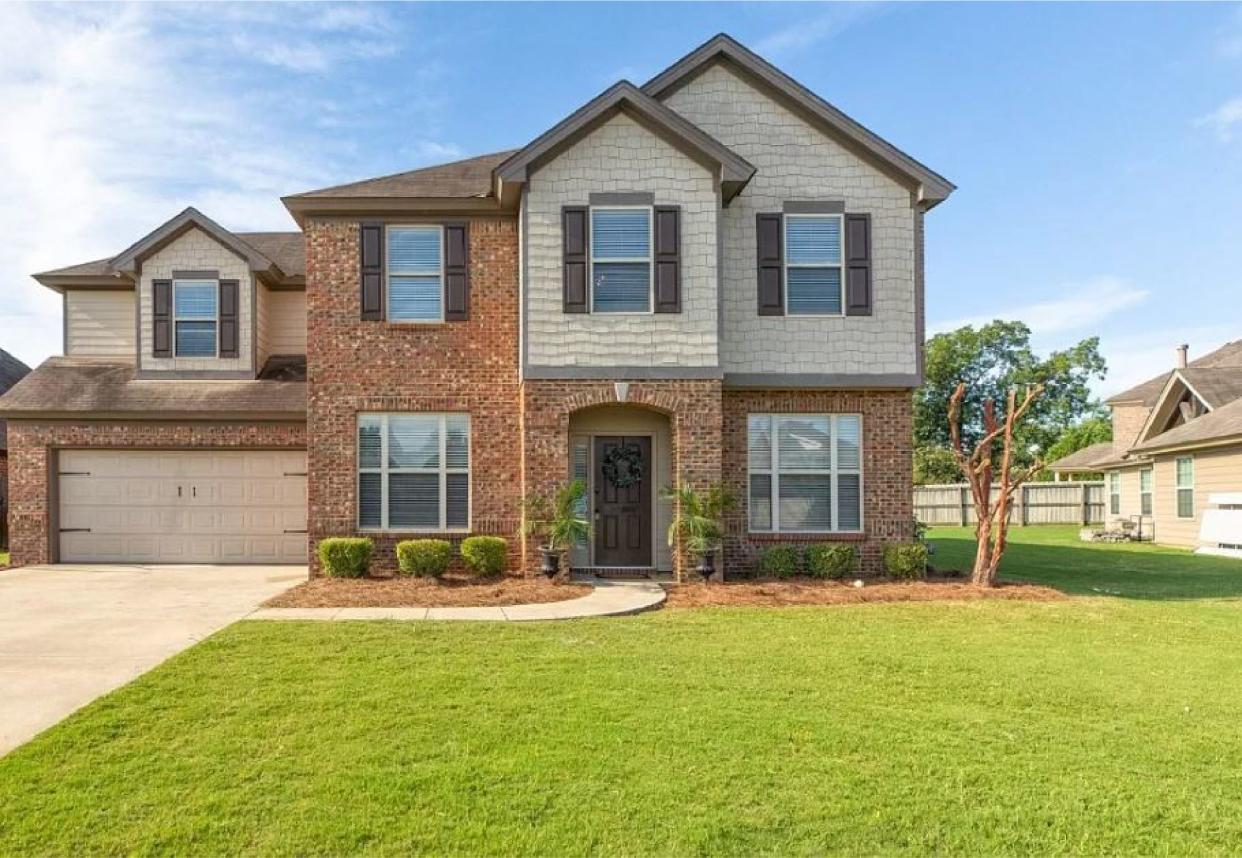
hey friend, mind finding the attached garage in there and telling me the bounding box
[57,450,307,564]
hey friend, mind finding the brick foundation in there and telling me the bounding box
[722,389,915,575]
[305,216,523,576]
[5,420,306,567]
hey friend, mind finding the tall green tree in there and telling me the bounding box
[916,321,1107,470]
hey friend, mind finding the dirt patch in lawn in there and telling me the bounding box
[263,575,591,609]
[664,576,1066,609]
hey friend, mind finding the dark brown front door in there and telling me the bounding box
[593,436,652,567]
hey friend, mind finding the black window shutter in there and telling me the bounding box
[443,222,470,321]
[653,206,681,313]
[844,213,872,316]
[218,279,239,357]
[756,213,784,316]
[360,221,384,321]
[152,279,172,357]
[562,206,589,314]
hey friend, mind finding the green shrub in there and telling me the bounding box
[317,537,373,578]
[758,545,800,579]
[883,543,929,580]
[396,539,453,578]
[805,544,857,578]
[460,536,508,576]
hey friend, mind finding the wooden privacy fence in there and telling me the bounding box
[915,481,1105,526]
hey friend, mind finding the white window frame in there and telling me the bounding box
[386,224,444,324]
[357,413,471,532]
[784,213,845,317]
[1176,456,1195,519]
[1108,471,1121,516]
[748,413,863,534]
[589,205,654,315]
[1140,467,1154,517]
[172,278,219,358]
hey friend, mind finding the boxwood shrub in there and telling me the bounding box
[883,542,929,580]
[460,536,507,576]
[758,545,800,579]
[805,544,856,579]
[317,537,373,578]
[396,539,453,578]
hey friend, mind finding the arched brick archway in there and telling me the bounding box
[520,378,723,579]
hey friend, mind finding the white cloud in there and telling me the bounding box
[0,2,447,369]
[928,276,1150,338]
[1195,97,1242,141]
[403,140,464,165]
[754,5,876,58]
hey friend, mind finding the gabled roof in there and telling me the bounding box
[494,81,756,207]
[1131,396,1242,454]
[1107,340,1242,405]
[109,207,277,276]
[33,227,305,290]
[1178,367,1242,410]
[642,33,955,207]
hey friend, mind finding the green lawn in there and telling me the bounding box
[2,529,1242,855]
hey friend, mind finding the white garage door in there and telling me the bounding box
[58,450,307,564]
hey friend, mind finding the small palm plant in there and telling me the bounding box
[663,482,735,580]
[523,479,590,576]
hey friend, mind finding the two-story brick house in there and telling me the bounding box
[0,34,954,577]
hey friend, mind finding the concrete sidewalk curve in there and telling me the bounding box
[246,579,666,622]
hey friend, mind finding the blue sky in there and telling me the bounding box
[2,2,1240,396]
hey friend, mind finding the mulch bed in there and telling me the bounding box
[664,576,1066,609]
[263,574,591,609]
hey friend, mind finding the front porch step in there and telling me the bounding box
[574,567,661,582]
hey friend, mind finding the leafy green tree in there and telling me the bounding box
[1034,416,1113,480]
[914,444,962,485]
[915,321,1106,469]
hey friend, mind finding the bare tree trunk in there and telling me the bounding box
[949,382,1045,587]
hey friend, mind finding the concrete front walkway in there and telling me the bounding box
[0,563,305,756]
[248,578,666,622]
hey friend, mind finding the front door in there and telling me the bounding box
[593,436,652,567]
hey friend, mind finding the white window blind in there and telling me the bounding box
[591,207,651,312]
[784,215,843,316]
[358,413,470,531]
[387,226,442,321]
[748,414,862,532]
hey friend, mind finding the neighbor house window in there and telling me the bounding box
[591,207,651,312]
[387,226,443,322]
[1140,467,1153,516]
[785,214,843,315]
[358,414,469,530]
[1176,456,1194,519]
[173,279,218,357]
[1109,472,1121,516]
[748,414,861,532]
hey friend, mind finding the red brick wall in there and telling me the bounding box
[304,216,522,575]
[722,389,915,575]
[0,452,9,551]
[5,420,306,567]
[520,379,723,578]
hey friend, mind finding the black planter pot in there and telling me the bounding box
[540,549,561,576]
[695,550,716,579]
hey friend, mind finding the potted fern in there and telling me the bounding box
[664,483,734,579]
[522,479,590,576]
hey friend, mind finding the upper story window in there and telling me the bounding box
[748,413,862,533]
[785,214,843,316]
[173,279,218,357]
[591,207,651,313]
[358,413,470,531]
[387,226,443,322]
[1176,456,1194,519]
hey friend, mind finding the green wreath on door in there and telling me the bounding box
[601,444,644,489]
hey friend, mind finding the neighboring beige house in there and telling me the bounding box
[1050,342,1242,551]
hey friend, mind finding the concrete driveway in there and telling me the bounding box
[0,563,306,756]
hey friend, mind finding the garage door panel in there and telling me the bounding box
[59,450,307,564]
